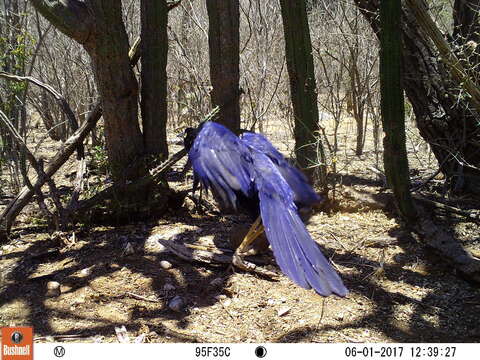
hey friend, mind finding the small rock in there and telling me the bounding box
[222,299,232,307]
[115,325,130,343]
[80,267,93,277]
[215,294,227,301]
[160,260,172,269]
[280,297,287,303]
[168,296,185,312]
[163,283,175,291]
[60,284,72,293]
[93,336,104,343]
[46,281,61,297]
[134,334,146,343]
[267,298,276,306]
[277,306,291,317]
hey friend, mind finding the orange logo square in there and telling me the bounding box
[1,327,33,360]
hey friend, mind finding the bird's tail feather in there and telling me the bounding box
[259,192,348,297]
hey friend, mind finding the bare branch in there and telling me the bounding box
[0,110,62,227]
[0,71,83,157]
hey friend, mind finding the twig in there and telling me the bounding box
[70,147,188,214]
[167,0,184,11]
[367,165,387,185]
[219,299,236,321]
[413,194,480,223]
[406,0,480,113]
[34,334,92,341]
[410,167,442,192]
[326,230,349,252]
[126,292,160,303]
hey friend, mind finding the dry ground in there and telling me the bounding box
[0,117,479,343]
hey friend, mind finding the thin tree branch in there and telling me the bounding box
[0,71,83,157]
[0,110,62,227]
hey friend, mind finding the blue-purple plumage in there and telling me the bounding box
[188,122,254,210]
[187,122,348,297]
[241,132,322,207]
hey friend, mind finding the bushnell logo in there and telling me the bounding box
[1,327,33,360]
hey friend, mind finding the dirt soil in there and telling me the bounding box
[0,118,479,343]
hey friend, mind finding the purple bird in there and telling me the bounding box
[185,121,347,297]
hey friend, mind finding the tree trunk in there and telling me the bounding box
[141,0,169,159]
[206,0,240,132]
[355,117,364,156]
[84,1,146,191]
[354,0,480,195]
[279,0,327,186]
[380,0,417,222]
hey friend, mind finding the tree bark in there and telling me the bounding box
[141,0,169,158]
[279,0,326,185]
[353,0,480,195]
[84,1,146,187]
[380,0,417,222]
[28,0,93,45]
[206,0,241,132]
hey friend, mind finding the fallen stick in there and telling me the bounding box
[148,233,279,279]
[125,292,161,303]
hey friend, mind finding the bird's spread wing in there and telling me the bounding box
[188,122,254,209]
[252,151,348,297]
[241,132,321,206]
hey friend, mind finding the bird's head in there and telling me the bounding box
[183,127,199,151]
[183,121,210,151]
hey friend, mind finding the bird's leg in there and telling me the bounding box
[193,186,204,214]
[232,216,264,271]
